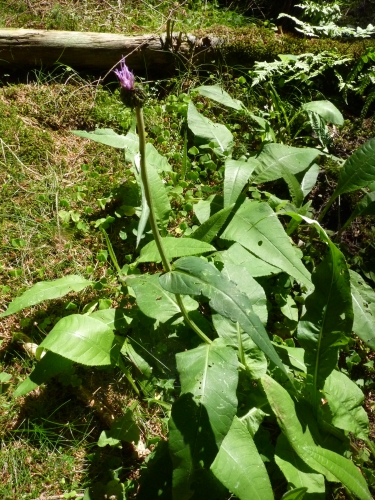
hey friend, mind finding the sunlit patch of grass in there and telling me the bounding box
[0,0,252,35]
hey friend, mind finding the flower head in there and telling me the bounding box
[114,57,135,90]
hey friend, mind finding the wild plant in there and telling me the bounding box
[279,0,375,38]
[2,63,375,499]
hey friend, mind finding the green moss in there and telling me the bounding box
[194,25,374,66]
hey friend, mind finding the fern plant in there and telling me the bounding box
[279,0,375,38]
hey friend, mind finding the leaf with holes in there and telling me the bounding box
[211,416,273,500]
[169,340,238,499]
[220,200,311,288]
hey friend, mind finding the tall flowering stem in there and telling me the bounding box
[115,59,211,345]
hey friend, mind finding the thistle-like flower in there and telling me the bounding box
[114,57,145,108]
[114,57,135,90]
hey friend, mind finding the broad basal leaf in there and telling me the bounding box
[169,340,238,499]
[301,163,320,199]
[193,194,224,224]
[0,275,92,318]
[297,239,353,411]
[89,308,133,333]
[301,101,344,125]
[220,200,311,287]
[121,338,152,378]
[224,158,259,207]
[221,261,268,324]
[159,256,286,374]
[212,314,267,379]
[39,315,116,366]
[333,138,375,197]
[220,242,282,278]
[281,167,304,207]
[321,370,369,441]
[262,375,372,500]
[253,144,319,184]
[72,128,138,150]
[187,101,233,153]
[13,351,74,398]
[240,407,268,437]
[211,416,274,500]
[274,345,306,373]
[143,153,171,224]
[138,237,215,263]
[195,85,244,110]
[275,433,325,499]
[127,273,198,324]
[146,142,172,173]
[350,270,375,349]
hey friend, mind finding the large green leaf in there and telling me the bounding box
[121,338,152,378]
[193,194,224,224]
[212,314,267,379]
[169,340,238,499]
[301,101,344,125]
[220,200,311,288]
[127,273,198,323]
[224,159,259,207]
[13,351,74,398]
[220,242,282,278]
[195,85,244,110]
[0,275,92,318]
[187,101,233,153]
[145,142,172,173]
[221,261,268,324]
[321,370,369,441]
[138,237,215,263]
[350,270,375,349]
[297,238,353,411]
[301,164,320,198]
[211,416,274,500]
[275,434,325,499]
[273,345,306,373]
[262,375,372,500]
[139,151,171,224]
[89,308,133,333]
[72,128,138,150]
[159,257,287,374]
[332,138,375,197]
[190,204,234,243]
[281,167,304,207]
[253,144,319,184]
[39,315,116,366]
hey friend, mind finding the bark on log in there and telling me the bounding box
[0,28,223,74]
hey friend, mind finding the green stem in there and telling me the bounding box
[135,106,211,345]
[136,107,171,273]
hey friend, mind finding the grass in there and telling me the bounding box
[0,0,254,34]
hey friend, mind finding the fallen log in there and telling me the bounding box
[0,28,223,75]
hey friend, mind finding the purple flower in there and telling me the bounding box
[114,57,135,90]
